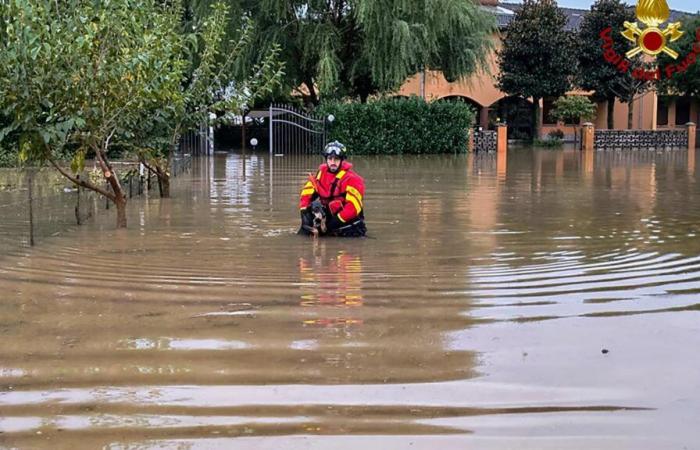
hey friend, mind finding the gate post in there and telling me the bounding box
[496,123,507,153]
[582,122,595,152]
[269,104,273,157]
[687,122,696,151]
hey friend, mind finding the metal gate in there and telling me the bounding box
[269,104,327,156]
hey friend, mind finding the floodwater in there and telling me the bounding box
[1,149,699,449]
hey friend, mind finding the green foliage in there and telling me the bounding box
[0,143,17,167]
[0,0,183,165]
[658,15,700,98]
[534,137,564,147]
[202,0,496,103]
[135,2,284,181]
[316,97,474,155]
[548,129,565,140]
[497,0,577,102]
[576,0,636,100]
[552,95,597,123]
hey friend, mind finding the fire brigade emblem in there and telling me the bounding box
[621,0,683,58]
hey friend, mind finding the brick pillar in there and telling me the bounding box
[497,123,507,153]
[582,122,595,152]
[497,147,507,180]
[687,122,696,150]
[467,128,475,153]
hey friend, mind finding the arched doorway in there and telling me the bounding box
[489,96,535,140]
[437,95,484,128]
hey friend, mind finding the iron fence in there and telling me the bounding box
[474,130,497,152]
[268,104,327,156]
[594,129,688,150]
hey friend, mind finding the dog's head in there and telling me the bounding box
[310,200,327,232]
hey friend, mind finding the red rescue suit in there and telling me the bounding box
[299,161,364,224]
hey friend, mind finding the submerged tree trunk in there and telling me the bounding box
[97,149,128,229]
[115,193,127,228]
[607,97,615,129]
[157,169,171,198]
[627,96,635,129]
[532,96,542,141]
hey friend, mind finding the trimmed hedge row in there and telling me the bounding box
[316,97,475,155]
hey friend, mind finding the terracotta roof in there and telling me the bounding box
[495,2,694,31]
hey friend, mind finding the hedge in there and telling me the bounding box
[316,97,475,155]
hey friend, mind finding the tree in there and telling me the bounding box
[551,95,597,146]
[577,0,636,129]
[497,0,577,140]
[191,0,497,104]
[658,15,700,99]
[134,2,284,198]
[607,68,654,129]
[0,0,185,228]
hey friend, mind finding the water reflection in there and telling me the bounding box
[299,246,364,328]
[0,149,699,449]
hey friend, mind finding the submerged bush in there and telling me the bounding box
[317,97,475,155]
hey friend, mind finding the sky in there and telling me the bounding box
[511,0,699,13]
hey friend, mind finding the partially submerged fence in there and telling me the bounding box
[0,148,194,253]
[473,130,497,152]
[268,104,327,156]
[469,124,507,153]
[594,129,688,150]
[582,122,697,151]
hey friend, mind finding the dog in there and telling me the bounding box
[309,199,327,236]
[299,199,327,237]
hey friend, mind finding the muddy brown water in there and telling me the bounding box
[1,149,699,449]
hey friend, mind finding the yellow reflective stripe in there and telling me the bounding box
[335,170,346,179]
[346,185,363,203]
[303,181,313,188]
[301,188,315,196]
[316,170,322,180]
[346,193,362,213]
[338,214,347,223]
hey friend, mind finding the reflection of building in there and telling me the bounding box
[397,1,699,140]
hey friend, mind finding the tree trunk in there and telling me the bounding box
[607,97,615,129]
[160,172,171,198]
[152,163,171,199]
[533,97,542,141]
[627,96,634,129]
[115,193,127,229]
[95,147,127,228]
[304,79,318,105]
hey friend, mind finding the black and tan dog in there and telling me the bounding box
[299,199,367,237]
[300,199,327,237]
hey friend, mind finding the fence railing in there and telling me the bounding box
[594,129,688,150]
[474,130,497,152]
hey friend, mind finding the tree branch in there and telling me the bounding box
[48,157,115,201]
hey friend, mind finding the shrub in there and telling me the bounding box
[0,144,17,167]
[316,96,475,155]
[548,129,565,140]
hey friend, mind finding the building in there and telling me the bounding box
[397,0,699,141]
